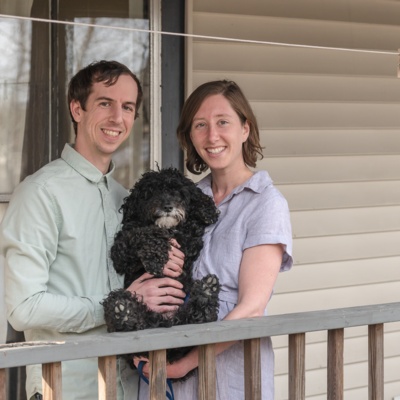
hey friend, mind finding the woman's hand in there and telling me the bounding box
[133,354,194,380]
[163,239,185,278]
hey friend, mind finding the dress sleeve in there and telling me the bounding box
[0,181,105,333]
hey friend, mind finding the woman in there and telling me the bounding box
[138,80,293,399]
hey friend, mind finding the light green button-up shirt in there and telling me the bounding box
[1,144,137,399]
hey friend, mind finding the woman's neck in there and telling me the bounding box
[211,167,254,206]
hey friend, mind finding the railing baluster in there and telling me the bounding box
[149,349,166,400]
[0,368,6,400]
[327,328,344,400]
[98,355,117,400]
[244,338,261,400]
[289,333,305,400]
[198,344,216,400]
[42,362,62,400]
[368,323,384,400]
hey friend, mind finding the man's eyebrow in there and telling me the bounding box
[95,96,136,106]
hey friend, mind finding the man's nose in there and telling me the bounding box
[109,104,123,123]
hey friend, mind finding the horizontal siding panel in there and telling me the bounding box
[194,13,400,51]
[277,181,400,211]
[194,0,400,26]
[293,231,400,264]
[252,101,400,129]
[193,42,397,76]
[193,72,400,102]
[273,257,400,293]
[260,129,400,156]
[291,206,400,237]
[269,281,400,315]
[261,155,400,184]
[275,370,400,400]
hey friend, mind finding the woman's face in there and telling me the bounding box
[190,94,249,174]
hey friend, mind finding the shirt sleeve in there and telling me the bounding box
[0,181,105,333]
[244,188,293,272]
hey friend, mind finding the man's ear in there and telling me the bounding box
[70,100,83,123]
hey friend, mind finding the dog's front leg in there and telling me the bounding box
[136,227,172,276]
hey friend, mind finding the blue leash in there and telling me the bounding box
[138,360,174,400]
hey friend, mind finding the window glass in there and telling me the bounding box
[0,17,33,195]
[0,0,150,197]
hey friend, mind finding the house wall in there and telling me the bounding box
[186,1,400,398]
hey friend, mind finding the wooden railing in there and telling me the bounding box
[1,302,399,400]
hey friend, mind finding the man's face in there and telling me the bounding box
[70,74,138,172]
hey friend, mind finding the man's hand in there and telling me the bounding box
[126,273,186,313]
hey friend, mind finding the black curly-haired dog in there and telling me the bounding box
[102,167,220,379]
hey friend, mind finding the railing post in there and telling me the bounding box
[327,329,344,400]
[289,333,305,400]
[42,362,62,400]
[98,355,117,400]
[198,344,216,400]
[149,349,167,400]
[369,324,384,400]
[244,338,261,400]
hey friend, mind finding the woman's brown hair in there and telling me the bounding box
[177,80,264,175]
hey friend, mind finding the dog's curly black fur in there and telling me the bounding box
[102,167,220,380]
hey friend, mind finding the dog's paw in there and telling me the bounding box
[113,298,132,323]
[102,290,143,332]
[191,274,220,304]
[201,274,220,298]
[177,274,220,325]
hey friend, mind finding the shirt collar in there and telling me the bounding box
[61,144,116,188]
[198,171,273,204]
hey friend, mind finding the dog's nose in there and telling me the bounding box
[163,205,173,213]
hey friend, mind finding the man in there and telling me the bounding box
[0,60,185,400]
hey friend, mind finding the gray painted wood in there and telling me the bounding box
[1,302,399,369]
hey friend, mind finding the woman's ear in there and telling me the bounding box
[70,100,83,123]
[242,120,250,142]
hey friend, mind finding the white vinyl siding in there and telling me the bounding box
[187,1,400,398]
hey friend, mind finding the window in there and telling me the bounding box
[0,0,151,200]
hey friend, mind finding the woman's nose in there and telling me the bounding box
[208,125,219,142]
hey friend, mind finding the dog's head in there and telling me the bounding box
[120,167,219,229]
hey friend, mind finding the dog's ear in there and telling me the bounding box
[120,188,142,225]
[188,186,219,226]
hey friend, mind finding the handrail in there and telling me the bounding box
[1,302,399,399]
[1,302,399,368]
